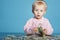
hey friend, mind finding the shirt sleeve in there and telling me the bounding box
[24,19,33,34]
[44,19,53,35]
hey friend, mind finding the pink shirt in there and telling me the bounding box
[24,17,53,35]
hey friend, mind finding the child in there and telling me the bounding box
[24,0,53,36]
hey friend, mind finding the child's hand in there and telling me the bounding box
[43,29,47,35]
[33,27,38,33]
[27,29,33,35]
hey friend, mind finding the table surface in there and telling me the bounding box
[0,32,60,40]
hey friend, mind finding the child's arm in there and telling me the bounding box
[44,19,53,35]
[24,19,33,34]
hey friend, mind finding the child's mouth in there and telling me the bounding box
[37,15,40,16]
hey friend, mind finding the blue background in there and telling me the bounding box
[0,0,60,34]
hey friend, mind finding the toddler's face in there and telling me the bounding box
[33,5,46,19]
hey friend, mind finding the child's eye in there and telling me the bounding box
[40,10,43,12]
[35,9,38,11]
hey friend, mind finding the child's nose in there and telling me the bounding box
[38,11,40,14]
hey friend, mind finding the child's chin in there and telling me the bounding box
[36,17,41,19]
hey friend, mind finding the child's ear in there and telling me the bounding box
[44,7,47,14]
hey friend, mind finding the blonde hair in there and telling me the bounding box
[32,0,47,13]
